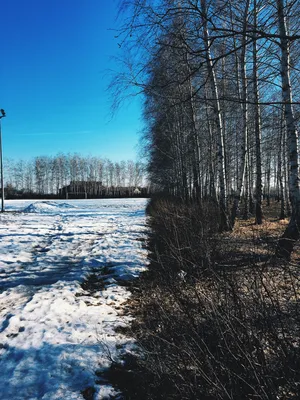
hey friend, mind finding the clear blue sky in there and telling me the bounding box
[0,0,143,162]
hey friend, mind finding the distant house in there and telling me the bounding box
[59,181,150,199]
[59,181,105,199]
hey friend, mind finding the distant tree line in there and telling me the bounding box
[4,153,148,198]
[115,0,300,257]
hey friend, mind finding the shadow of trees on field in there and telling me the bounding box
[0,257,86,292]
[0,341,110,399]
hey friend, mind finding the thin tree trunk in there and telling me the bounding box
[283,126,291,216]
[205,87,217,200]
[276,0,300,258]
[188,75,201,201]
[243,157,250,220]
[231,0,250,228]
[253,0,263,224]
[278,108,286,219]
[201,0,229,231]
[266,156,271,206]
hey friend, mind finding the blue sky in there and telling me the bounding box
[0,0,143,161]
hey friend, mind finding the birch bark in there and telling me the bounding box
[253,0,263,224]
[200,0,229,230]
[230,0,250,228]
[276,0,300,258]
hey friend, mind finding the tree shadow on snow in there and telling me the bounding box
[0,341,110,399]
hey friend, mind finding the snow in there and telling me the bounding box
[23,201,76,213]
[0,198,148,399]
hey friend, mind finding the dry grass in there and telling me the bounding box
[218,203,300,323]
[232,217,288,239]
[217,201,300,266]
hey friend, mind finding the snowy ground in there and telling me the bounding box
[0,199,148,399]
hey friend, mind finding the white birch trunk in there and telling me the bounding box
[277,0,300,257]
[200,0,229,230]
[253,0,263,224]
[278,109,286,219]
[231,0,250,227]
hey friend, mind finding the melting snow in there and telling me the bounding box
[0,198,148,399]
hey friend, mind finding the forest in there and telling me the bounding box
[112,0,300,255]
[103,1,300,399]
[3,153,147,197]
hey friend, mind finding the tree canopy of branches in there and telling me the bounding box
[115,0,300,256]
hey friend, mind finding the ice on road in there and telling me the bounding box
[0,199,148,399]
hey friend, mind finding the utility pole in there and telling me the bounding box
[0,109,6,212]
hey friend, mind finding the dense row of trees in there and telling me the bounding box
[4,154,146,195]
[116,0,300,256]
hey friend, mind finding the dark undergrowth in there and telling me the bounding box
[107,196,300,400]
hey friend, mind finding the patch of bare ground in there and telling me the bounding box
[107,199,300,400]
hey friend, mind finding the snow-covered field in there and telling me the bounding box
[0,199,148,399]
